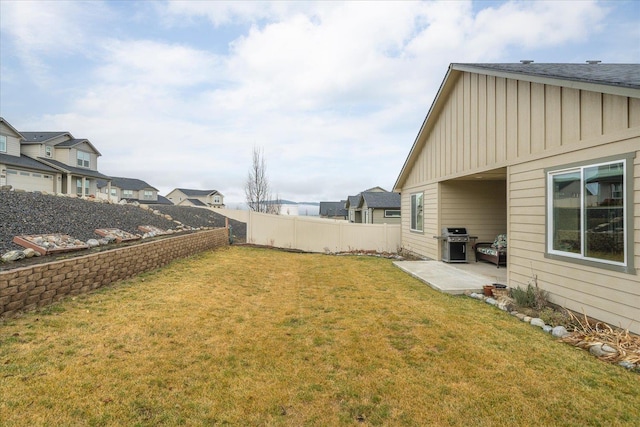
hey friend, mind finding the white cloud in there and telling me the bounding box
[3,0,633,204]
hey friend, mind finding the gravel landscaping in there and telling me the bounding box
[0,190,245,258]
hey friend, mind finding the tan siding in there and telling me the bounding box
[440,180,507,244]
[400,184,438,259]
[630,97,640,128]
[580,91,603,140]
[508,137,640,333]
[545,85,562,150]
[506,79,518,160]
[517,80,531,158]
[486,76,497,165]
[561,88,581,145]
[478,74,487,167]
[602,93,628,134]
[531,83,545,153]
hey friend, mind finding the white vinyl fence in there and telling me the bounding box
[217,209,401,253]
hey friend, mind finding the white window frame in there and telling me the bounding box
[144,190,154,200]
[122,189,134,198]
[0,135,6,152]
[77,151,90,168]
[546,155,633,273]
[45,145,52,157]
[410,192,424,232]
[385,209,401,218]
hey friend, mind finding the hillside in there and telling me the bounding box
[0,191,245,256]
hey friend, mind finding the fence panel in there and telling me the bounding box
[224,209,400,253]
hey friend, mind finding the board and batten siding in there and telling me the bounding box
[401,72,640,188]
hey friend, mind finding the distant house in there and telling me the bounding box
[19,128,110,196]
[319,201,348,219]
[1,118,61,192]
[97,176,168,204]
[357,191,401,224]
[345,187,396,223]
[1,117,110,196]
[166,188,224,207]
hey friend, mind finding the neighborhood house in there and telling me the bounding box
[166,188,225,208]
[393,63,640,334]
[1,118,110,196]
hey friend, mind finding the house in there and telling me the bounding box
[345,187,396,223]
[96,176,168,204]
[356,191,401,224]
[393,62,640,333]
[166,188,224,207]
[18,128,110,196]
[319,201,348,219]
[1,118,61,192]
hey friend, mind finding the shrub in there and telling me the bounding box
[511,284,548,311]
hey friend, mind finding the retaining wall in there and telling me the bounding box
[0,228,229,317]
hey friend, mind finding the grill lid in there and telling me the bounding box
[442,227,468,236]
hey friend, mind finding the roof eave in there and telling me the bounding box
[451,64,640,98]
[394,64,458,191]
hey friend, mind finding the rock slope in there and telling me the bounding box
[0,191,245,255]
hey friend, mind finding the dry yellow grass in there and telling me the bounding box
[1,246,639,426]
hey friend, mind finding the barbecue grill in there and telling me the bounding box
[434,227,475,263]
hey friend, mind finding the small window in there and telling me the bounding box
[385,210,401,218]
[76,151,90,168]
[20,171,29,176]
[0,135,6,152]
[410,193,423,232]
[110,188,117,196]
[32,173,41,178]
[45,145,52,157]
[7,169,17,174]
[214,195,221,204]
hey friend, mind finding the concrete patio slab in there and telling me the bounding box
[393,260,507,295]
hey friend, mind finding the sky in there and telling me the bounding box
[1,0,639,206]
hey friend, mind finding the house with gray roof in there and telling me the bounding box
[96,176,167,204]
[393,62,640,334]
[166,188,224,207]
[17,128,109,196]
[357,191,401,224]
[1,118,62,192]
[319,201,348,219]
[344,186,390,223]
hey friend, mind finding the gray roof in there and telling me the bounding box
[176,188,220,197]
[153,195,173,205]
[346,195,360,209]
[36,157,110,179]
[20,131,70,144]
[360,191,401,209]
[185,198,207,207]
[55,138,89,148]
[453,63,640,90]
[0,153,59,173]
[97,176,158,191]
[319,201,347,216]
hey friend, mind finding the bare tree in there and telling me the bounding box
[245,146,279,214]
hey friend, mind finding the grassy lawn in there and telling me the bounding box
[1,246,638,426]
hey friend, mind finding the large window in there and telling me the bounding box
[144,190,154,200]
[410,192,423,232]
[0,135,6,152]
[123,190,133,198]
[77,151,90,168]
[547,158,629,268]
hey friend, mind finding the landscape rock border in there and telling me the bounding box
[466,291,639,372]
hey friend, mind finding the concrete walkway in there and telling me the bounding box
[393,260,507,295]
